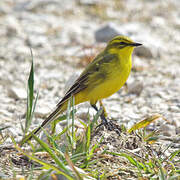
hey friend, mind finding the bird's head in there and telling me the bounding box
[106,35,142,55]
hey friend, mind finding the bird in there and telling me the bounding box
[20,35,142,145]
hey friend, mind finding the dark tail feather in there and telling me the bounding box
[19,104,63,146]
[34,106,62,135]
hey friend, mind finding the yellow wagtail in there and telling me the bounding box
[20,35,142,145]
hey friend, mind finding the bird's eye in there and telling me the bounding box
[119,42,127,45]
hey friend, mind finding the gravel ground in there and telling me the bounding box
[0,0,179,147]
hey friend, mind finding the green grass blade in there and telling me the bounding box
[31,91,39,121]
[0,126,10,132]
[70,152,87,163]
[168,175,180,180]
[169,150,180,161]
[25,49,34,134]
[89,136,104,157]
[86,122,91,153]
[158,166,166,180]
[12,137,74,180]
[105,151,144,169]
[71,96,75,141]
[128,114,161,133]
[32,134,73,177]
[54,126,69,141]
[91,107,103,130]
[65,153,83,180]
[19,127,39,146]
[51,114,68,135]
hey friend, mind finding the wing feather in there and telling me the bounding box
[56,53,117,107]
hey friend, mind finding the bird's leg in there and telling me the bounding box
[124,82,128,93]
[91,101,110,129]
[91,101,121,135]
[99,100,107,118]
[91,104,107,124]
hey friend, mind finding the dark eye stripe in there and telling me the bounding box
[119,42,128,45]
[112,42,127,46]
[110,42,128,49]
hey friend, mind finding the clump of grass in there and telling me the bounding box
[16,107,180,179]
[13,97,104,179]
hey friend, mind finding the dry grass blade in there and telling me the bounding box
[64,153,83,180]
[128,114,162,133]
[12,138,74,180]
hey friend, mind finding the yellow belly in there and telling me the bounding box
[88,71,130,104]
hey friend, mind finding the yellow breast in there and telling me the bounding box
[87,55,132,104]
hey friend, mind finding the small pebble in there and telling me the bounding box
[127,81,143,96]
[95,23,123,43]
[160,124,176,137]
[8,86,27,100]
[134,46,153,58]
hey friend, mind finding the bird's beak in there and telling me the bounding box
[130,42,142,47]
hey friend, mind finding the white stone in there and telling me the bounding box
[8,86,27,100]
